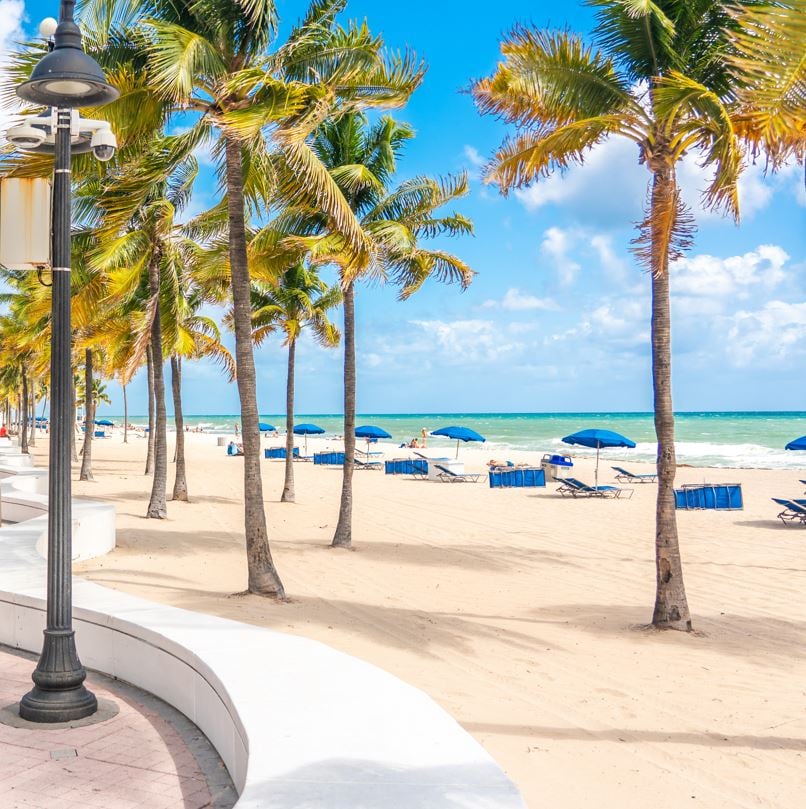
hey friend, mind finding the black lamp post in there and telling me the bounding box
[15,0,118,724]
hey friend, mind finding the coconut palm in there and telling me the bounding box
[469,0,776,629]
[249,263,341,502]
[727,0,806,168]
[65,0,425,597]
[269,113,474,548]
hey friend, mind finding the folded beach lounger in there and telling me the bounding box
[488,467,546,489]
[611,466,657,483]
[433,464,483,483]
[555,476,631,499]
[674,484,743,510]
[772,498,806,526]
[264,447,300,460]
[313,451,345,466]
[384,458,429,476]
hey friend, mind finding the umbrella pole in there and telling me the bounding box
[595,445,600,488]
[456,440,459,459]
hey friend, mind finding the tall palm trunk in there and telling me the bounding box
[28,378,36,447]
[281,339,296,503]
[649,164,691,631]
[122,383,128,443]
[147,255,168,519]
[332,281,356,549]
[171,356,188,501]
[79,349,94,481]
[71,378,78,463]
[224,135,285,598]
[145,345,155,474]
[20,369,28,454]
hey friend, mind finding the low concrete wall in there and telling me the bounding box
[0,467,525,808]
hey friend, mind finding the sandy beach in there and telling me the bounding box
[43,432,806,809]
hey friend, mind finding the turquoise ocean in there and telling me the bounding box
[109,412,806,470]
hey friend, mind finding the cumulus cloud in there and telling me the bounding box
[727,301,806,366]
[0,0,26,143]
[481,287,558,311]
[541,226,582,286]
[671,245,789,298]
[412,319,523,364]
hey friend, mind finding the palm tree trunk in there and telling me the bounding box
[145,345,155,475]
[123,383,128,444]
[171,356,188,501]
[332,281,356,549]
[650,167,691,631]
[147,256,168,519]
[71,378,78,462]
[20,369,29,454]
[281,340,296,503]
[225,135,285,598]
[79,349,94,481]
[28,378,36,447]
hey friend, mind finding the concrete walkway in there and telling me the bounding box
[0,645,236,809]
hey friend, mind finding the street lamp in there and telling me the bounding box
[10,0,118,723]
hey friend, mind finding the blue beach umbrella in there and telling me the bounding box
[95,418,114,427]
[356,425,391,453]
[294,423,325,453]
[785,436,806,451]
[355,425,391,439]
[430,425,486,458]
[258,422,276,432]
[562,428,636,487]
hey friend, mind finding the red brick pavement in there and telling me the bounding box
[0,646,235,809]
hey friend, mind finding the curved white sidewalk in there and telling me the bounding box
[0,459,526,808]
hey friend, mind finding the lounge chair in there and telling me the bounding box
[433,463,483,483]
[555,476,632,499]
[356,447,382,459]
[611,466,657,483]
[354,457,382,470]
[772,498,806,526]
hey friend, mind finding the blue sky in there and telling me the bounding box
[4,0,805,415]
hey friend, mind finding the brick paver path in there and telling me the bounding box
[0,645,236,809]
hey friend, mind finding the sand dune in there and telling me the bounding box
[52,433,806,809]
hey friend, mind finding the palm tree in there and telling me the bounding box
[727,0,806,169]
[470,1,758,630]
[250,263,341,502]
[70,0,424,597]
[271,113,474,548]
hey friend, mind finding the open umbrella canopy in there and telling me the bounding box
[562,429,636,449]
[430,425,485,458]
[95,419,114,427]
[355,425,391,439]
[562,428,636,487]
[294,423,325,436]
[785,436,806,451]
[258,423,276,432]
[431,426,486,443]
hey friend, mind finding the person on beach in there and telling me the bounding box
[228,441,244,456]
[234,423,240,436]
[0,424,7,438]
[421,428,428,447]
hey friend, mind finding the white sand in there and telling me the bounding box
[38,431,806,808]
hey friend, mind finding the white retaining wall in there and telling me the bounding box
[0,463,526,808]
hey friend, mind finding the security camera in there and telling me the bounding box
[6,123,47,150]
[39,17,58,40]
[90,127,117,161]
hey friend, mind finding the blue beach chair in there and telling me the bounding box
[433,464,483,483]
[556,477,631,499]
[772,498,806,526]
[611,466,657,484]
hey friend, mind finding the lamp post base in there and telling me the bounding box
[18,629,97,723]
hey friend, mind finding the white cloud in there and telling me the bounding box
[671,245,789,298]
[411,318,523,364]
[0,1,26,144]
[541,226,582,286]
[727,301,806,366]
[481,287,558,311]
[590,233,628,282]
[464,145,485,168]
